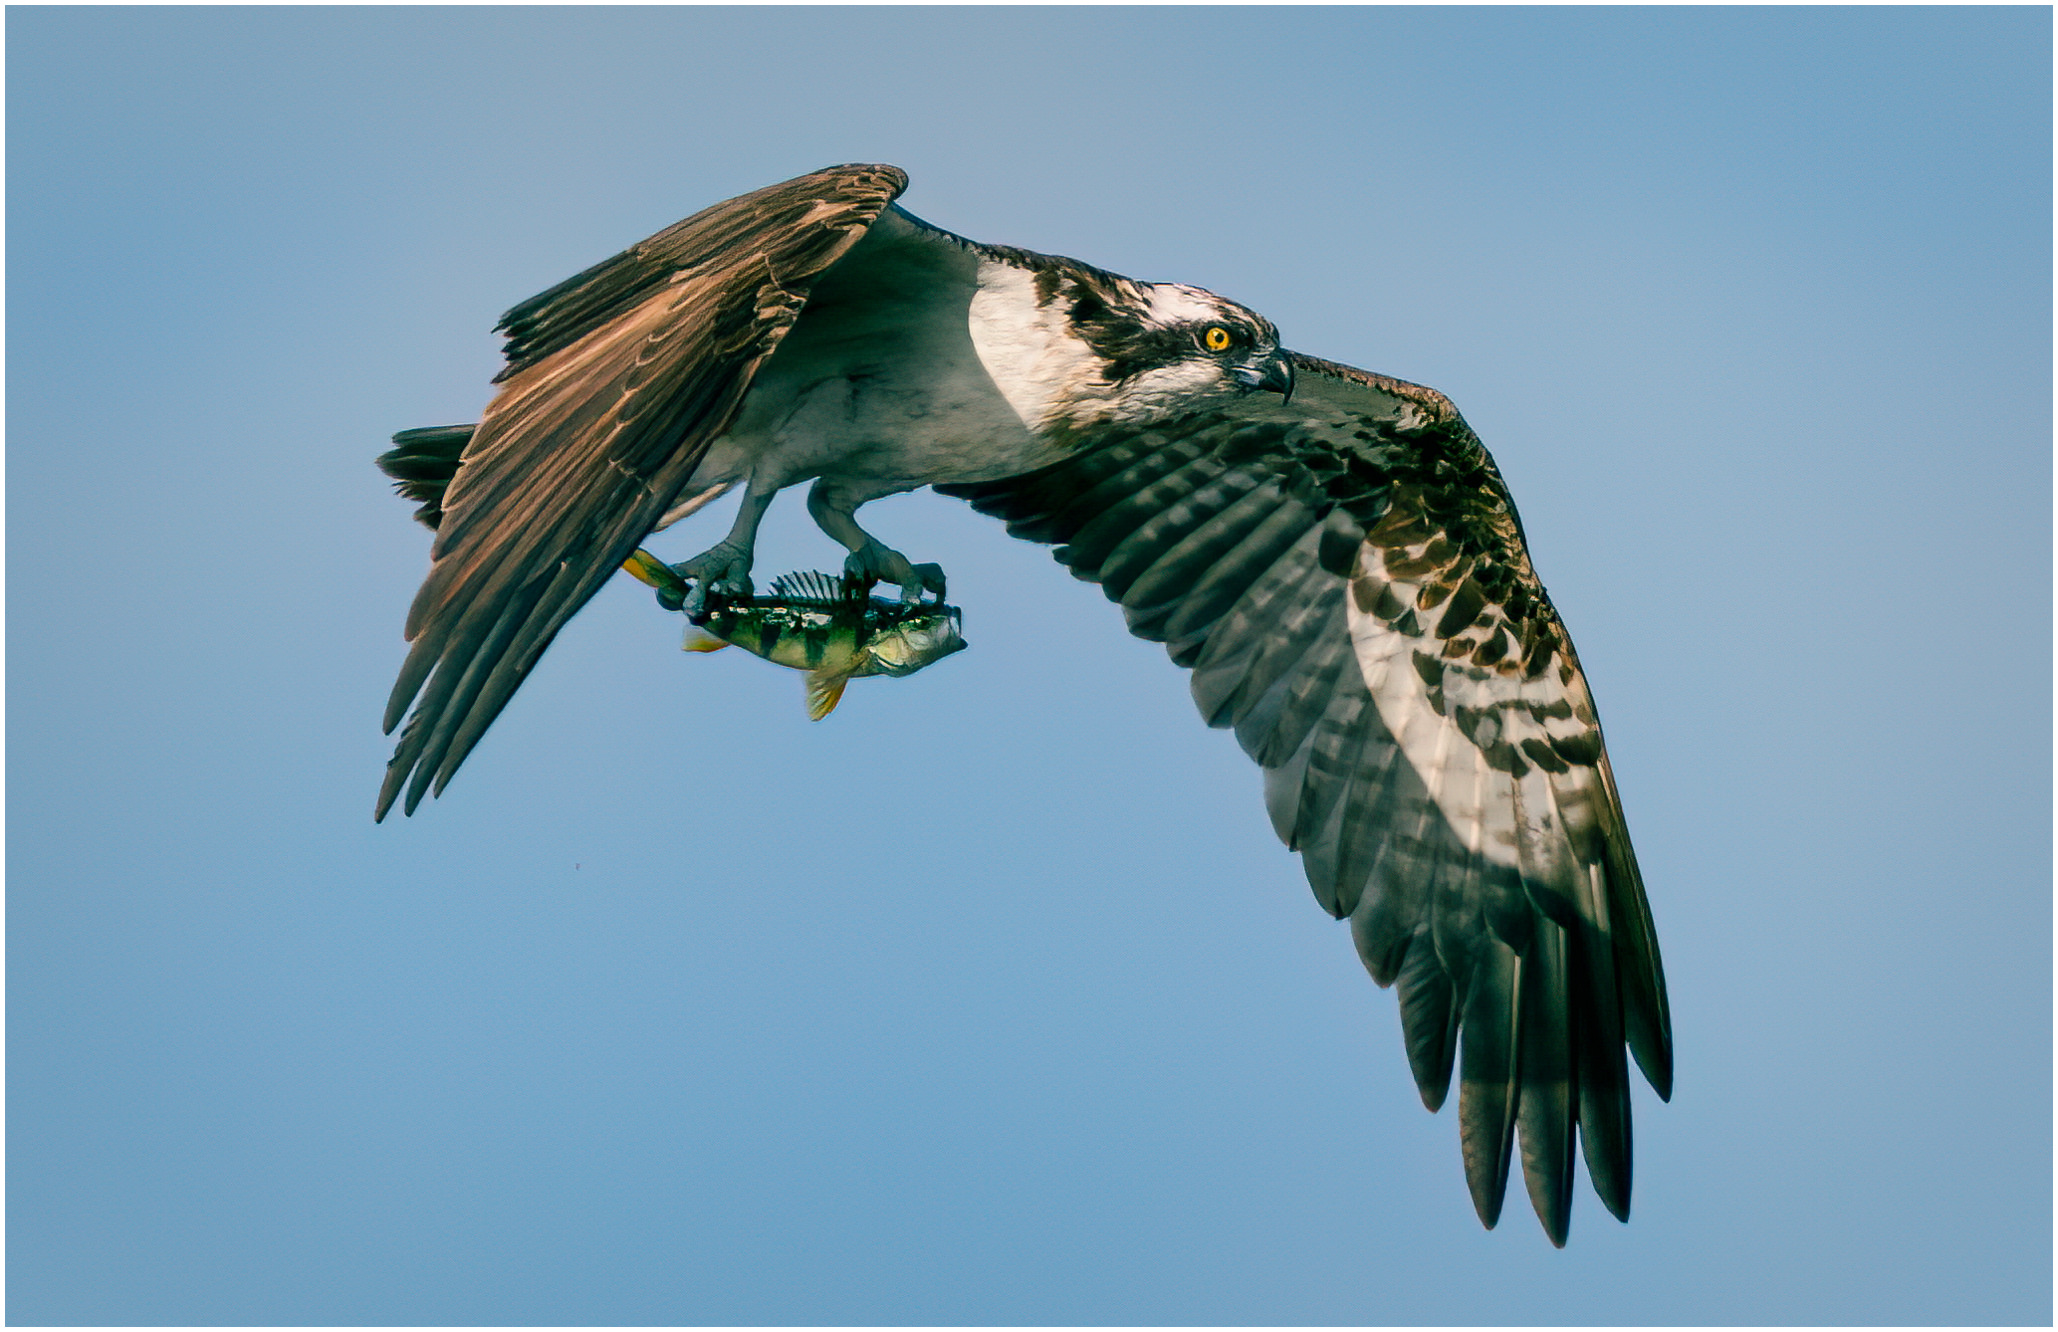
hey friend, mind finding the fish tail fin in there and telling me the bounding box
[624,548,690,597]
[805,669,851,720]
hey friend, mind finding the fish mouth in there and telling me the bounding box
[867,630,967,677]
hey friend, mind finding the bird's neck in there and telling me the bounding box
[966,259,1111,436]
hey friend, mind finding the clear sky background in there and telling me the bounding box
[8,7,2050,1325]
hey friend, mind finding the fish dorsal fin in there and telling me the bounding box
[770,570,861,604]
[805,669,851,720]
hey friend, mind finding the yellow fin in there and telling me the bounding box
[805,670,850,720]
[622,548,670,587]
[681,625,730,653]
[623,548,690,601]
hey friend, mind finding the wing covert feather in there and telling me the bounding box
[941,353,1670,1242]
[378,165,908,819]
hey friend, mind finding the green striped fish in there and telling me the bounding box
[623,553,966,719]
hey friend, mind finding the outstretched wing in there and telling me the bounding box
[378,164,908,820]
[938,355,1672,1244]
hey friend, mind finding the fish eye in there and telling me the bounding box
[1202,325,1233,352]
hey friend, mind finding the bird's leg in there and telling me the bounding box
[807,479,946,602]
[669,483,775,618]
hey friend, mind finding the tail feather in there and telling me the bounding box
[376,424,476,529]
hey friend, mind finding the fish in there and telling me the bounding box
[621,551,967,719]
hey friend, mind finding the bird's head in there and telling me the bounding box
[1073,276,1294,421]
[972,261,1294,435]
[1057,272,1294,429]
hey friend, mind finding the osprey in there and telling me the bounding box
[377,165,1672,1245]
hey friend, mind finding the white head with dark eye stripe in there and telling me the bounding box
[1060,276,1293,428]
[968,260,1294,435]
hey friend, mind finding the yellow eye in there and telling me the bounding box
[1203,326,1233,352]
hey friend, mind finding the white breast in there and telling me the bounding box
[967,262,1101,435]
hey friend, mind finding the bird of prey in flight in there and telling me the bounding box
[376,164,1672,1245]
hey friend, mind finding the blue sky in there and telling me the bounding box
[8,7,2050,1324]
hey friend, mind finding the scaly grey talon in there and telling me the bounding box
[907,562,946,603]
[844,538,946,604]
[672,539,755,622]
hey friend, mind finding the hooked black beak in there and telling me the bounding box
[1253,352,1295,403]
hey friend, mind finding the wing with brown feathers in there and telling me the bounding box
[377,164,908,820]
[939,353,1671,1244]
